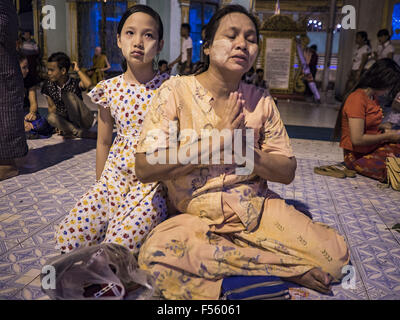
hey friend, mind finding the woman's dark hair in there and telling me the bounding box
[48,52,71,72]
[377,29,391,39]
[356,31,370,47]
[333,58,400,140]
[200,4,260,73]
[118,4,164,71]
[17,52,27,63]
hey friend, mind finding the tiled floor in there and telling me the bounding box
[0,94,399,300]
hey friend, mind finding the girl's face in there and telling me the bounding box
[19,59,29,79]
[378,35,389,45]
[205,13,259,76]
[356,34,364,46]
[117,12,163,67]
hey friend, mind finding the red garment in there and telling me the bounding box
[344,144,400,182]
[340,89,383,154]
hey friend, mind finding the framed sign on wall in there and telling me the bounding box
[258,15,307,95]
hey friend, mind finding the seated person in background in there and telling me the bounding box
[158,59,170,74]
[18,52,53,138]
[334,59,400,183]
[86,46,111,86]
[254,68,267,89]
[41,52,96,139]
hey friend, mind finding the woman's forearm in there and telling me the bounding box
[352,133,389,146]
[135,136,226,183]
[253,149,297,185]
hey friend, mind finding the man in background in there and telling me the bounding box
[0,0,28,181]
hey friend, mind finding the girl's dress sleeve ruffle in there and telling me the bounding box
[88,80,109,108]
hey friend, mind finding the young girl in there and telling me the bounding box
[135,5,349,300]
[345,31,371,94]
[55,5,169,255]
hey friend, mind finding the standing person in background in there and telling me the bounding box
[376,29,395,61]
[0,0,28,181]
[345,31,371,94]
[86,46,111,86]
[19,29,40,83]
[304,44,318,97]
[308,45,318,81]
[368,30,397,116]
[254,68,267,89]
[169,23,193,75]
[192,25,208,75]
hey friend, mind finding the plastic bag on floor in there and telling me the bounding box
[41,243,155,300]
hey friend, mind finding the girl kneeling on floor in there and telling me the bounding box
[55,5,169,255]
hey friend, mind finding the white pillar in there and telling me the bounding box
[322,0,336,92]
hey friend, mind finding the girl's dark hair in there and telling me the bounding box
[356,31,370,47]
[200,4,260,73]
[118,4,164,71]
[333,58,400,140]
[377,29,391,39]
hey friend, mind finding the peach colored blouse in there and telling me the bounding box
[137,75,294,232]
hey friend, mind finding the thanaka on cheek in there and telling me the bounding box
[209,39,234,64]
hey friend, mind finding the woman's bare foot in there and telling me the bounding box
[284,268,333,294]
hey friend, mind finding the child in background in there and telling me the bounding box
[169,23,193,75]
[158,59,170,74]
[254,68,267,89]
[55,5,170,255]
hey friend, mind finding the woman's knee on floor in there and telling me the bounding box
[138,214,209,265]
[321,231,350,281]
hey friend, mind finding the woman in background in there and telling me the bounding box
[334,59,400,182]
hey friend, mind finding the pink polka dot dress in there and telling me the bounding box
[54,72,170,255]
